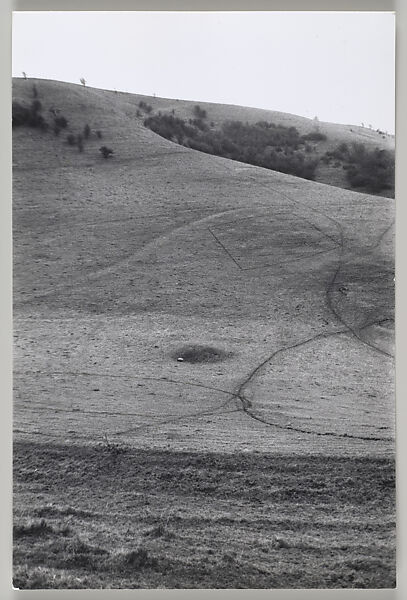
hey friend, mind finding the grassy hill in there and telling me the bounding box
[13,78,395,589]
[13,78,395,195]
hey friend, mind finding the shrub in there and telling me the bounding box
[12,100,49,130]
[80,77,86,87]
[301,131,327,142]
[99,146,114,159]
[83,124,91,139]
[67,133,76,146]
[12,102,31,127]
[96,130,102,139]
[54,115,68,129]
[190,118,208,132]
[193,105,207,119]
[143,112,319,180]
[327,141,394,193]
[138,101,153,114]
[345,145,394,192]
[31,100,42,114]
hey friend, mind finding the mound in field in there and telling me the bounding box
[172,345,231,364]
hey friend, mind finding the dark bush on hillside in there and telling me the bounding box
[12,102,31,127]
[54,115,68,129]
[96,130,102,139]
[144,114,197,143]
[66,133,76,146]
[193,105,207,119]
[301,131,327,142]
[325,142,349,161]
[189,118,209,132]
[31,100,42,114]
[222,120,303,151]
[138,101,153,114]
[99,146,114,159]
[326,142,394,193]
[83,124,91,139]
[345,144,394,193]
[144,112,319,180]
[12,101,48,130]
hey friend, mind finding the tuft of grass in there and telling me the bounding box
[13,566,90,589]
[13,518,72,539]
[62,537,109,569]
[13,519,54,539]
[120,547,157,569]
[34,504,93,519]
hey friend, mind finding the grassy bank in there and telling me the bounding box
[13,441,395,589]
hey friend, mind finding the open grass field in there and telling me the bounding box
[13,79,395,588]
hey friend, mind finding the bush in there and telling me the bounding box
[67,133,76,146]
[12,102,31,127]
[96,130,102,139]
[83,124,91,139]
[193,105,207,119]
[138,101,153,114]
[144,112,319,180]
[54,115,68,129]
[190,118,208,132]
[99,146,114,159]
[12,100,48,130]
[31,100,42,114]
[301,131,327,142]
[326,142,394,193]
[345,144,394,193]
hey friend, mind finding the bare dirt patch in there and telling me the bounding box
[172,344,231,364]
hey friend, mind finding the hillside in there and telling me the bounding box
[13,78,395,196]
[12,78,395,589]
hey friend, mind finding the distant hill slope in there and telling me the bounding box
[12,78,394,196]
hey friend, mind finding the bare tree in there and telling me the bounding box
[22,72,27,80]
[80,77,86,87]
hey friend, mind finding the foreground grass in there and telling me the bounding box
[13,441,395,589]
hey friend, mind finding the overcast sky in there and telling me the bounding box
[12,11,395,133]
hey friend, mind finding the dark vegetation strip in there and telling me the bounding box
[14,440,395,493]
[142,109,394,195]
